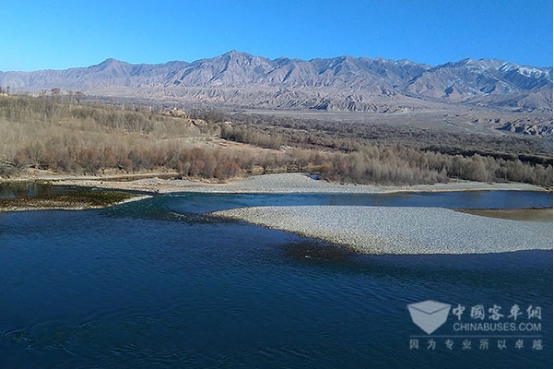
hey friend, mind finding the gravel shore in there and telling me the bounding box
[0,194,151,212]
[41,173,548,194]
[211,206,553,255]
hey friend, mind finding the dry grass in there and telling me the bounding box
[454,208,553,222]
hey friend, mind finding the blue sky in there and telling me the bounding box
[0,0,552,71]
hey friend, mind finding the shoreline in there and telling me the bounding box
[211,206,553,255]
[0,173,550,214]
[1,172,549,195]
[0,193,151,213]
[1,174,551,254]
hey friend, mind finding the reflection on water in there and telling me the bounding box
[0,181,85,199]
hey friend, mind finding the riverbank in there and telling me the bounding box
[211,206,553,255]
[0,190,150,212]
[0,173,550,213]
[3,172,548,194]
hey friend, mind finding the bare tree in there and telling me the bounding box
[51,88,62,103]
[75,91,84,104]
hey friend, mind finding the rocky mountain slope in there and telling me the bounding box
[0,51,552,113]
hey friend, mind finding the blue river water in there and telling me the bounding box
[0,190,552,368]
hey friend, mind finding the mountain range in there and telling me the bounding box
[0,50,552,113]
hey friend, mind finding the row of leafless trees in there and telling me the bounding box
[218,119,553,186]
[318,148,551,185]
[228,112,552,160]
[0,95,552,186]
[5,137,551,186]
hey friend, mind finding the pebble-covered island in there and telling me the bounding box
[1,173,551,255]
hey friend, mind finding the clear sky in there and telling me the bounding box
[0,0,552,71]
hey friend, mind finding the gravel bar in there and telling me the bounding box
[44,173,548,194]
[212,206,553,254]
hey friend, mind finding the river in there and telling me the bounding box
[0,189,551,368]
